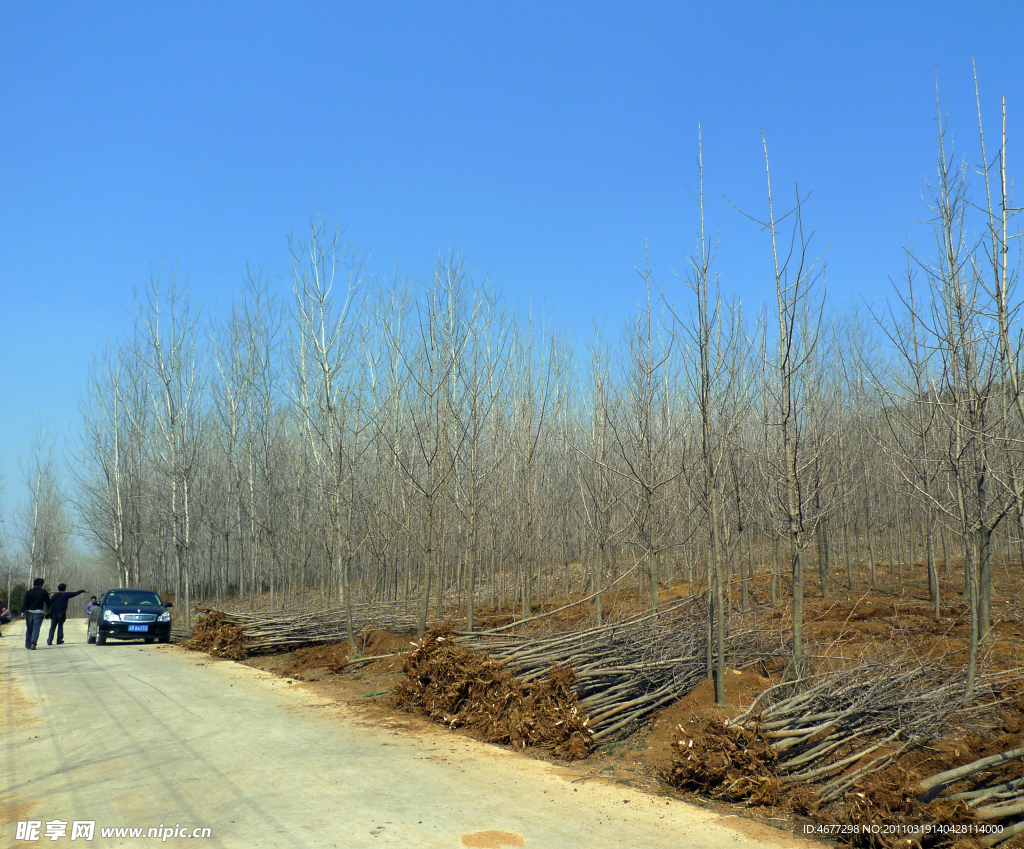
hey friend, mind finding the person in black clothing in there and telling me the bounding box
[47,583,87,645]
[23,578,50,650]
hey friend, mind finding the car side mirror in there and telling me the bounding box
[164,602,173,609]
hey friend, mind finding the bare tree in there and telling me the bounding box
[379,255,470,636]
[136,275,206,624]
[0,468,12,604]
[973,69,1024,576]
[22,430,69,584]
[609,247,677,610]
[210,288,255,602]
[366,283,413,605]
[452,280,510,630]
[244,274,287,606]
[508,316,564,619]
[290,218,364,649]
[873,263,944,617]
[672,133,750,702]
[574,325,630,623]
[749,135,827,676]
[73,341,152,588]
[908,93,1003,694]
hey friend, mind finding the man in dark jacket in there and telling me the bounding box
[22,578,50,650]
[47,584,87,645]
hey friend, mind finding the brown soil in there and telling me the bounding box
[240,632,412,728]
[460,831,526,848]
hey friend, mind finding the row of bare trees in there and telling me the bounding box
[1,433,104,610]
[62,82,1023,699]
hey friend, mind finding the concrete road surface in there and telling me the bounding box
[2,619,808,849]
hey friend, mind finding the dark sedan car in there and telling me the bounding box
[87,589,173,645]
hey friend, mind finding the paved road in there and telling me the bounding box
[2,619,806,849]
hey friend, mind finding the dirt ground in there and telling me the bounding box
[188,556,1024,845]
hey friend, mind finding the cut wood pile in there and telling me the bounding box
[459,594,784,742]
[661,655,1024,848]
[187,601,423,657]
[393,624,591,761]
[918,746,1024,848]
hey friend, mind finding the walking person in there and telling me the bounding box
[22,578,50,650]
[47,584,87,645]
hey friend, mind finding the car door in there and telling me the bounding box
[90,592,110,631]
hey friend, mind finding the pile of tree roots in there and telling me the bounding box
[393,624,592,761]
[187,601,422,657]
[661,654,1024,848]
[185,610,248,660]
[459,594,783,742]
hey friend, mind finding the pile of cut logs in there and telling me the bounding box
[728,655,1014,802]
[461,594,784,741]
[191,601,424,653]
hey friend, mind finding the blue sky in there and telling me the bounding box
[1,1,1021,537]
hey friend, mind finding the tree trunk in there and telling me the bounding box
[770,535,779,606]
[887,527,896,578]
[711,492,725,706]
[417,487,433,639]
[978,525,993,642]
[843,521,853,590]
[1018,512,1024,573]
[867,526,877,589]
[965,533,980,699]
[816,519,831,599]
[925,514,940,620]
[740,525,749,611]
[941,524,950,576]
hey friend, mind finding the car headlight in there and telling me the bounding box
[158,610,171,622]
[103,610,121,622]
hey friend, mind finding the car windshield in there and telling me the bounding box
[105,591,163,607]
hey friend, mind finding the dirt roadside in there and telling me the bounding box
[234,631,812,845]
[200,564,1024,847]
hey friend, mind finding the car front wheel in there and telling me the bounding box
[87,622,96,644]
[95,628,106,646]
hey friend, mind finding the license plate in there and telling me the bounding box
[128,625,149,632]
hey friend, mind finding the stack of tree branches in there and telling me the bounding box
[189,601,425,656]
[459,594,784,742]
[728,655,1013,804]
[661,654,1024,848]
[393,624,591,761]
[915,745,1024,847]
